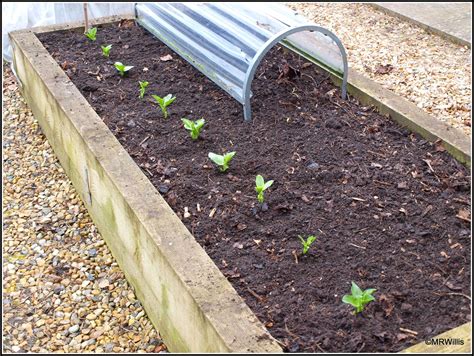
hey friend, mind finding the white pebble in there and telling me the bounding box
[7,263,16,271]
[68,324,80,334]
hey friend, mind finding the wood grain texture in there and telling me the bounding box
[10,25,282,353]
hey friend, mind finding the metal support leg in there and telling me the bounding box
[243,101,252,122]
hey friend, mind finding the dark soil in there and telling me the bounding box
[37,21,471,352]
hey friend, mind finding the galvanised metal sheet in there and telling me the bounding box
[135,2,348,120]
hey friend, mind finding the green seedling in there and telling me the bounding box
[138,81,149,99]
[85,27,97,41]
[342,282,376,314]
[101,44,112,57]
[298,235,317,255]
[151,94,176,118]
[181,118,205,140]
[208,152,236,172]
[114,62,134,76]
[255,175,274,203]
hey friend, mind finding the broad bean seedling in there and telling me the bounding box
[208,152,236,172]
[101,44,112,57]
[139,81,149,99]
[85,27,97,41]
[152,94,176,118]
[181,118,205,140]
[114,62,134,76]
[255,175,274,203]
[298,235,317,255]
[342,282,376,314]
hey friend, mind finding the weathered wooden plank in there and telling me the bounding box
[10,27,282,353]
[401,322,471,353]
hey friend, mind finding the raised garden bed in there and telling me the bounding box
[12,17,471,353]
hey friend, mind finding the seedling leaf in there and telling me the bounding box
[351,281,363,298]
[342,281,377,314]
[151,94,176,118]
[209,152,235,172]
[85,27,97,41]
[101,44,112,57]
[264,180,274,189]
[298,235,317,255]
[255,175,274,203]
[114,62,134,76]
[342,295,358,305]
[181,117,205,140]
[138,81,149,99]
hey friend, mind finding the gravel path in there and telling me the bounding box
[2,65,166,353]
[287,3,472,136]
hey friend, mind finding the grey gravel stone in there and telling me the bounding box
[104,342,115,352]
[68,325,80,334]
[2,65,166,353]
[307,162,320,170]
[158,184,170,194]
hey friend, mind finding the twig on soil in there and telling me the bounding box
[87,67,100,76]
[328,97,355,125]
[349,243,366,250]
[357,342,366,353]
[425,260,448,276]
[406,251,420,260]
[433,292,471,301]
[98,88,115,94]
[279,100,299,108]
[292,250,299,264]
[144,168,154,177]
[206,175,216,186]
[455,213,471,223]
[315,343,326,353]
[277,78,299,91]
[400,258,417,270]
[417,180,431,190]
[399,327,418,336]
[453,197,471,205]
[209,207,217,218]
[285,323,300,340]
[422,159,441,183]
[247,287,264,302]
[139,135,151,146]
[422,159,435,173]
[367,150,386,158]
[303,73,328,87]
[134,121,146,131]
[273,337,288,349]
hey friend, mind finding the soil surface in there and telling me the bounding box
[38,21,471,352]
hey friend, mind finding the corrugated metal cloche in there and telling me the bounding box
[136,2,348,121]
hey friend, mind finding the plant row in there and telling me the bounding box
[84,27,377,314]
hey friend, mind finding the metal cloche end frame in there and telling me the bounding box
[135,2,348,122]
[243,25,348,121]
